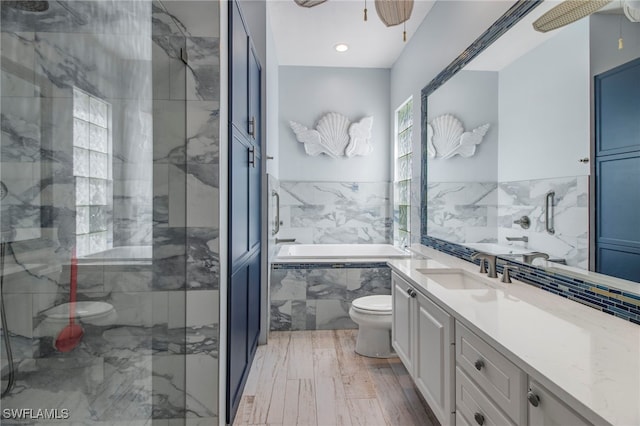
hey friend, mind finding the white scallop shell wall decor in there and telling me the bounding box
[427,114,490,160]
[289,112,373,159]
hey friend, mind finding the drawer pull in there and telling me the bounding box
[527,391,540,407]
[474,412,485,425]
[474,359,485,371]
[407,288,417,298]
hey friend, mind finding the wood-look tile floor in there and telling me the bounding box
[233,330,440,426]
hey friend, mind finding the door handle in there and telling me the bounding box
[248,146,256,168]
[248,116,256,139]
[272,190,280,236]
[545,191,555,235]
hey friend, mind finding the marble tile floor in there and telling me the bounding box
[233,330,439,426]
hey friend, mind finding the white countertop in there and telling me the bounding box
[389,245,640,426]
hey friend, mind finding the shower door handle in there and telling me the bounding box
[545,191,555,235]
[248,116,256,139]
[272,190,280,236]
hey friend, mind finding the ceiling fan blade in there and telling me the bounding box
[533,0,612,33]
[375,0,414,27]
[624,0,640,22]
[294,0,327,8]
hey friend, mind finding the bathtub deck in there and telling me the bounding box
[233,330,439,426]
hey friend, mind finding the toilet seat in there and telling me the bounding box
[44,301,116,322]
[349,295,395,358]
[351,295,392,315]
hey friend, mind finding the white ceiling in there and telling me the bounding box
[465,1,626,72]
[268,0,436,68]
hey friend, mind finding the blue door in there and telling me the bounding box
[595,57,640,282]
[227,1,262,423]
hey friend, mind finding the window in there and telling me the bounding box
[73,88,112,256]
[394,97,413,248]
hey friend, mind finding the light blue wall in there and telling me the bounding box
[498,20,590,182]
[265,10,279,179]
[590,13,640,76]
[427,70,499,183]
[278,66,391,182]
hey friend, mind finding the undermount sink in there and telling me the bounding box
[415,269,495,290]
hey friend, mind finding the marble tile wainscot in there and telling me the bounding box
[420,236,640,325]
[277,181,393,244]
[270,262,391,331]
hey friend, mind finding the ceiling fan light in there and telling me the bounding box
[375,0,414,27]
[532,0,612,33]
[294,0,327,8]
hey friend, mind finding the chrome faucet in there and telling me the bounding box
[501,264,519,283]
[522,252,549,265]
[471,252,498,278]
[506,236,529,243]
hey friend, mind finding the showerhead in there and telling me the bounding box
[3,1,50,13]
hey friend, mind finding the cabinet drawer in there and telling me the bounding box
[528,379,591,426]
[456,367,515,426]
[456,322,525,423]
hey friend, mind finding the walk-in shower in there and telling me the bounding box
[0,0,213,423]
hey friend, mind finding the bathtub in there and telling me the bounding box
[271,244,410,332]
[79,245,152,263]
[276,243,409,260]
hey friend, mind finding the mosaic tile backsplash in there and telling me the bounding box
[421,236,640,325]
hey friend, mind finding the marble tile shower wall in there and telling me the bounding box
[497,176,588,268]
[426,181,498,244]
[278,181,393,244]
[0,1,220,423]
[425,178,588,268]
[152,1,221,422]
[270,265,391,331]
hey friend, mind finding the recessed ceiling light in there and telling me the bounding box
[334,43,349,53]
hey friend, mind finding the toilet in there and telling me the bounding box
[348,295,395,358]
[39,301,118,341]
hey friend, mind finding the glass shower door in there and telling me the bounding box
[0,1,189,423]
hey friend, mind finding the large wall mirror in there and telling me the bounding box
[421,1,640,293]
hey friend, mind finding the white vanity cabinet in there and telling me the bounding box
[391,272,455,426]
[391,270,598,426]
[527,380,591,426]
[456,321,593,426]
[456,322,526,425]
[392,272,414,371]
